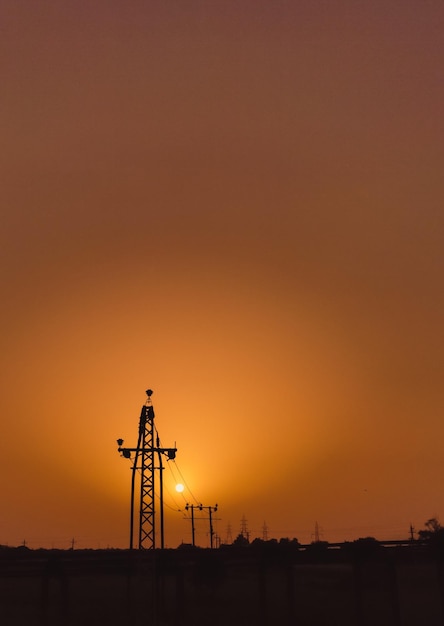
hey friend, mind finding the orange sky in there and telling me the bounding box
[1,1,444,549]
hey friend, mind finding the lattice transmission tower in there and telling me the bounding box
[117,389,177,550]
[240,514,250,542]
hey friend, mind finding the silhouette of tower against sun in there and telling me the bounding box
[117,390,177,550]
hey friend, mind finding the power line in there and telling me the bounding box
[172,460,201,505]
[165,460,189,505]
[154,490,181,512]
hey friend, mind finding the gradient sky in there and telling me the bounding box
[1,0,444,548]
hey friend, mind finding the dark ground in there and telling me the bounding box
[1,542,444,626]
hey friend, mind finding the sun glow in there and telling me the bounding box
[175,483,185,493]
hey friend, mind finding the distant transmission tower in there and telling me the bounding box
[117,389,177,550]
[313,521,323,543]
[226,523,233,544]
[240,514,250,541]
[262,521,269,541]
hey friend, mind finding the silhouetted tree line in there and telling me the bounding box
[230,534,301,548]
[219,516,444,555]
[417,517,444,548]
[1,517,443,556]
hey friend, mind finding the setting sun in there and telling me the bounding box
[1,0,443,554]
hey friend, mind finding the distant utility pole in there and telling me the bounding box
[185,503,218,548]
[185,503,197,547]
[203,504,218,549]
[409,523,416,541]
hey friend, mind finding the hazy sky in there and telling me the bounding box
[1,0,444,548]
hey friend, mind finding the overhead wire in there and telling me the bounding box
[166,462,188,506]
[154,490,182,512]
[172,459,201,505]
[155,427,201,506]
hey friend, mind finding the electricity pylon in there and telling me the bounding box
[117,389,177,550]
[240,514,250,542]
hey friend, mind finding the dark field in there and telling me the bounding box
[1,544,444,625]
